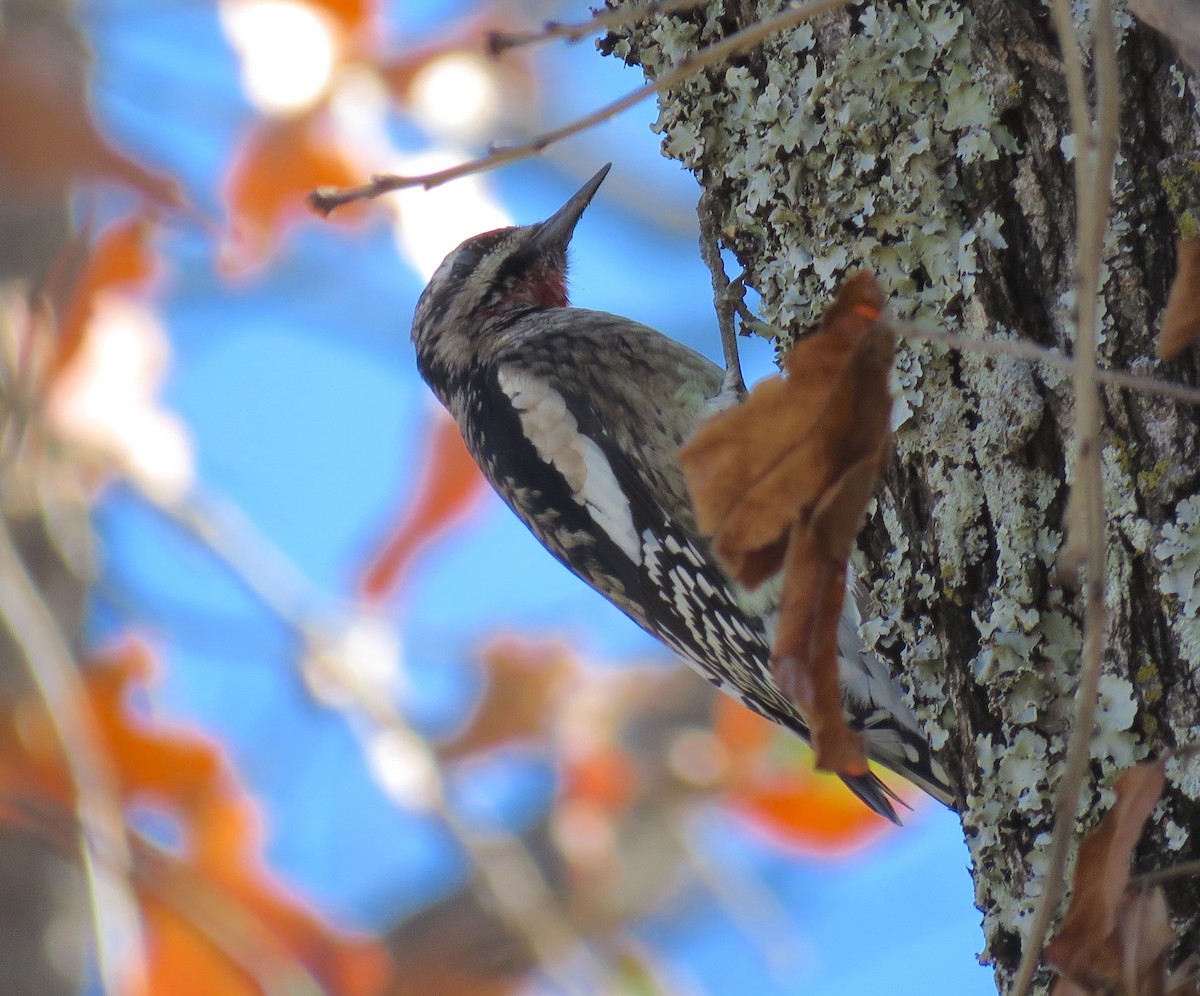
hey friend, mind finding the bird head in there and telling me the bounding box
[411,163,610,390]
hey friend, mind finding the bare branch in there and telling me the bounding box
[486,0,706,56]
[1132,857,1200,888]
[698,187,746,399]
[309,0,852,216]
[1010,0,1121,991]
[0,516,145,995]
[895,324,1200,408]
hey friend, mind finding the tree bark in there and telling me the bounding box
[606,0,1200,990]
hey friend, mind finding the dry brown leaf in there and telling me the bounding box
[1046,759,1170,993]
[1158,238,1200,360]
[1119,886,1174,996]
[439,638,576,760]
[680,272,893,774]
[1129,0,1200,74]
[0,26,182,206]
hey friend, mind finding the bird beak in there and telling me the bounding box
[531,163,611,251]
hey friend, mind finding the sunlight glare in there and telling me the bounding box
[390,153,513,280]
[48,295,194,500]
[367,728,440,810]
[221,0,337,115]
[409,52,500,139]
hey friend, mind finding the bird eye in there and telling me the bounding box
[447,229,508,283]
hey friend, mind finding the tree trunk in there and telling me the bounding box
[606,0,1200,990]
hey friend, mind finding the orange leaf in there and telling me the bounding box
[51,215,159,378]
[1046,759,1170,992]
[439,637,576,760]
[359,410,486,602]
[1157,237,1200,359]
[308,0,377,39]
[0,26,182,206]
[560,746,638,815]
[225,108,362,270]
[680,272,893,775]
[713,699,891,854]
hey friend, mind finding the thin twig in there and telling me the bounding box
[677,813,797,972]
[126,480,611,995]
[309,0,852,215]
[487,0,705,55]
[698,187,746,399]
[1010,0,1121,991]
[128,483,322,626]
[894,324,1200,408]
[1132,857,1200,889]
[0,516,145,995]
[1166,954,1200,995]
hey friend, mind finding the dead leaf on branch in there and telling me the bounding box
[1046,759,1174,995]
[1157,238,1200,360]
[680,271,894,775]
[1129,0,1200,75]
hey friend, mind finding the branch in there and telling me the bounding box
[676,812,797,971]
[309,0,852,215]
[895,325,1200,408]
[1132,857,1200,888]
[1010,0,1121,990]
[698,187,746,399]
[126,480,614,995]
[486,0,706,55]
[0,516,145,995]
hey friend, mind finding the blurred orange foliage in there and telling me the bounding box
[0,25,182,207]
[0,640,393,996]
[50,215,160,379]
[360,410,486,601]
[440,637,575,760]
[713,696,894,855]
[309,0,379,41]
[225,109,363,270]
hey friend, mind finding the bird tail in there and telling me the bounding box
[841,770,907,825]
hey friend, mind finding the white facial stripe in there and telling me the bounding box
[499,366,640,563]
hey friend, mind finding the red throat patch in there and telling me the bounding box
[531,270,567,308]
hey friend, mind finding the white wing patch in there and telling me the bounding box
[498,366,640,563]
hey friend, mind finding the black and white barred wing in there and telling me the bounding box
[460,321,793,710]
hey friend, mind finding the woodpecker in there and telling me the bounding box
[411,163,951,820]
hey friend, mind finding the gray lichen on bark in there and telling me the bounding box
[604,0,1200,988]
